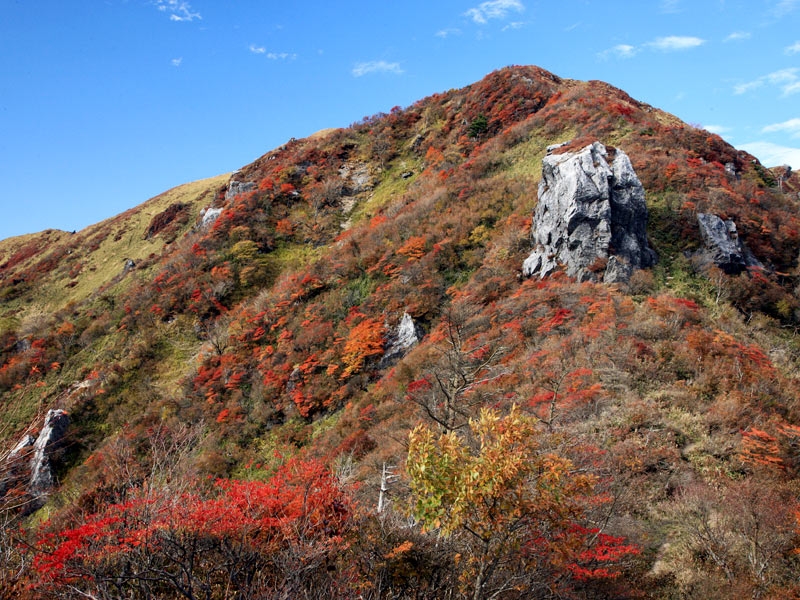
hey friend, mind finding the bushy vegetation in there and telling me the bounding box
[1,65,799,598]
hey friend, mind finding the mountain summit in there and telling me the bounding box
[1,66,800,599]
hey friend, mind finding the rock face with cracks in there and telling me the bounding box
[523,141,656,283]
[695,213,762,274]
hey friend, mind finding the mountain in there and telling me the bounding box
[1,65,799,599]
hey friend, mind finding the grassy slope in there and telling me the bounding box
[0,174,228,333]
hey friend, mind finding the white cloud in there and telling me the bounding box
[703,124,731,135]
[724,31,751,42]
[502,21,526,31]
[787,41,800,54]
[613,44,637,58]
[738,141,800,168]
[154,0,201,22]
[598,44,638,60]
[249,45,266,54]
[464,0,524,24]
[170,57,183,67]
[762,118,800,137]
[436,28,462,38]
[352,61,404,77]
[647,36,705,51]
[734,68,800,96]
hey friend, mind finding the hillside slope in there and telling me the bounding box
[1,66,799,599]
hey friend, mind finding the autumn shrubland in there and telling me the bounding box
[1,65,799,599]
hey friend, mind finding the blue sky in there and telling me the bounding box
[1,0,799,240]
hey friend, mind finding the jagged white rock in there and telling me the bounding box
[382,312,422,364]
[29,409,69,495]
[523,141,655,283]
[200,207,223,228]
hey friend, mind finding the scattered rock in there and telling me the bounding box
[123,259,136,272]
[523,141,655,283]
[694,213,762,274]
[29,409,70,496]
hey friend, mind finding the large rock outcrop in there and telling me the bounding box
[695,213,762,274]
[522,141,656,283]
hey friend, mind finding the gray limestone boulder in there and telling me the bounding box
[695,213,762,274]
[523,141,655,283]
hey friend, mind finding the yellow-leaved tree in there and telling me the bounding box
[407,405,600,600]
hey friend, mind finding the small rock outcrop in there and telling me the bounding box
[695,213,762,274]
[225,180,256,200]
[382,313,423,364]
[523,141,656,283]
[29,409,70,495]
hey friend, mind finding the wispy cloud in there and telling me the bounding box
[762,118,800,137]
[703,124,731,135]
[785,82,800,95]
[786,41,800,54]
[735,68,800,96]
[739,141,800,168]
[352,61,404,77]
[249,46,296,60]
[464,0,524,24]
[660,0,681,13]
[502,21,526,31]
[154,0,201,22]
[724,31,751,42]
[170,57,183,67]
[774,0,800,16]
[647,36,705,51]
[435,28,462,38]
